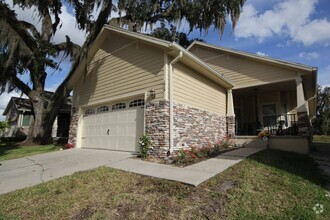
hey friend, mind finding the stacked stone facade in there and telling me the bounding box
[145,101,228,156]
[173,103,227,150]
[226,116,235,137]
[68,110,79,147]
[145,101,170,157]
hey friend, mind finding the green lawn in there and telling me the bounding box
[0,149,329,219]
[0,141,62,161]
[313,135,330,144]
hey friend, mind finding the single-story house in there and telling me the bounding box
[67,25,317,157]
[3,96,72,139]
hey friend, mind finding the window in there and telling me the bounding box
[129,99,145,108]
[84,109,95,116]
[262,104,276,127]
[22,114,31,127]
[97,106,109,113]
[112,103,126,110]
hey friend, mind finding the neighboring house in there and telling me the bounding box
[2,96,72,139]
[67,26,317,157]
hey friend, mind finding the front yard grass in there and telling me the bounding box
[313,135,330,144]
[0,149,329,219]
[0,141,62,161]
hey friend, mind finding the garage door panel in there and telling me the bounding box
[111,112,119,123]
[117,126,126,136]
[119,112,128,122]
[127,111,137,122]
[109,127,117,137]
[81,102,144,152]
[127,125,136,136]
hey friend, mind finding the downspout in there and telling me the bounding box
[168,50,183,154]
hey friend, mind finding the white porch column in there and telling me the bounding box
[52,116,58,138]
[226,89,235,137]
[227,89,235,116]
[296,74,310,136]
[296,75,307,112]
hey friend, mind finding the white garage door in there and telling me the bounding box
[81,99,144,152]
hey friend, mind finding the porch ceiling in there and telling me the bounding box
[233,80,296,95]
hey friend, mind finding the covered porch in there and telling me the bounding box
[231,74,316,137]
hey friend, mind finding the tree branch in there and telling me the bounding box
[12,76,32,97]
[54,38,81,60]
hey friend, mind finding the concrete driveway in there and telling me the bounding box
[0,149,134,195]
[0,147,264,195]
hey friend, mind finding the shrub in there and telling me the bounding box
[63,143,74,149]
[138,134,152,159]
[173,138,234,165]
[199,145,213,157]
[0,121,9,135]
[175,148,195,164]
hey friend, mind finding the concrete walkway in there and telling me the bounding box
[0,147,264,195]
[108,147,264,186]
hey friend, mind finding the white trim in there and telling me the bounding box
[143,91,147,134]
[232,77,297,90]
[76,107,84,148]
[296,74,307,112]
[104,25,170,48]
[163,51,168,100]
[169,51,183,153]
[188,41,318,72]
[226,89,235,117]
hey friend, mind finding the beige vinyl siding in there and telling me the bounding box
[173,62,226,115]
[190,46,298,88]
[73,33,164,106]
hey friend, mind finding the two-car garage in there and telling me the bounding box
[81,98,145,152]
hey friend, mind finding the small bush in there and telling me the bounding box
[63,143,74,149]
[173,138,234,165]
[138,134,152,159]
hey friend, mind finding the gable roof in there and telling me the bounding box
[188,41,318,117]
[68,25,234,90]
[3,95,72,116]
[3,97,30,116]
[187,41,318,73]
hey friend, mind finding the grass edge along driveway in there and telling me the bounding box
[0,141,62,161]
[0,148,329,219]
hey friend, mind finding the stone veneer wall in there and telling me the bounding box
[145,101,228,156]
[68,110,79,147]
[173,103,227,150]
[145,101,170,157]
[226,116,235,137]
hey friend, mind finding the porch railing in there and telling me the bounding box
[260,114,298,136]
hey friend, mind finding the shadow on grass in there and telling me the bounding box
[0,141,21,158]
[247,149,328,189]
[312,142,330,154]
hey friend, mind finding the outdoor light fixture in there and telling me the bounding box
[149,89,156,99]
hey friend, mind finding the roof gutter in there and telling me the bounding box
[168,49,183,154]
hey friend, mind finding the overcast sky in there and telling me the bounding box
[1,0,330,120]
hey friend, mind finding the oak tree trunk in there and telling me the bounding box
[25,91,68,145]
